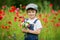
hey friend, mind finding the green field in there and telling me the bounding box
[0,6,60,40]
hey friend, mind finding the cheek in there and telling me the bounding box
[28,13,31,15]
[33,13,36,15]
[32,13,36,16]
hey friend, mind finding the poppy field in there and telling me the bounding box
[0,5,60,40]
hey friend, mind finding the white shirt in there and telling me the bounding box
[25,17,42,30]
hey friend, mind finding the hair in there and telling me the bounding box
[26,8,37,13]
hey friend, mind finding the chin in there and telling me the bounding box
[30,17,34,19]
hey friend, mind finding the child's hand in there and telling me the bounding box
[22,28,29,33]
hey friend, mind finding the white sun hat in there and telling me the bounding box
[26,3,38,11]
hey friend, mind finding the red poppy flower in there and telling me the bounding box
[14,17,17,19]
[15,11,19,17]
[38,14,42,18]
[1,25,5,29]
[5,26,10,29]
[21,18,25,22]
[8,21,12,25]
[18,19,21,22]
[55,13,58,16]
[9,9,15,12]
[18,24,22,28]
[2,5,6,9]
[14,17,17,22]
[51,10,55,13]
[9,6,16,12]
[53,16,56,19]
[49,3,53,7]
[0,16,3,20]
[11,6,16,10]
[51,10,58,16]
[50,19,54,23]
[54,22,60,27]
[43,18,48,23]
[47,14,51,17]
[19,16,24,18]
[0,10,5,15]
[18,16,24,22]
[58,18,60,21]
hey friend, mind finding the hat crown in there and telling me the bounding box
[26,3,38,11]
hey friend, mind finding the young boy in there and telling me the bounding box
[22,3,42,40]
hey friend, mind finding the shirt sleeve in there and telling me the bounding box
[34,20,42,30]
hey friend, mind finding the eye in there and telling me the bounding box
[27,10,31,13]
[32,10,35,13]
[28,11,31,13]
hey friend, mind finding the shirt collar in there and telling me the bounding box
[29,17,37,21]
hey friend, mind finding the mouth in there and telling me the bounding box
[29,15,33,16]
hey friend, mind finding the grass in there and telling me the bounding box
[0,8,60,40]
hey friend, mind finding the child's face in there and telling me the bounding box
[27,9,36,19]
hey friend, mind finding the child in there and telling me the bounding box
[22,3,42,40]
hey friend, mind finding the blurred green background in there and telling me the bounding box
[0,0,60,40]
[0,0,60,10]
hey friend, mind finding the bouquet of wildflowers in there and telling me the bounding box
[21,22,30,29]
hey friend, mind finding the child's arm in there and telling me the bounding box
[28,28,42,34]
[22,28,42,34]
